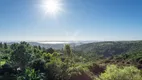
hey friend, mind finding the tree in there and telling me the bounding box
[4,43,8,49]
[38,46,41,50]
[29,59,45,72]
[10,43,18,50]
[46,48,54,54]
[0,42,3,48]
[64,44,72,57]
[11,44,32,70]
[20,41,29,46]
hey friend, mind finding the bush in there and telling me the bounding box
[67,64,92,80]
[17,68,44,80]
[97,65,142,80]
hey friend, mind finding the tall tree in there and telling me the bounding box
[0,42,3,48]
[64,44,72,57]
[38,46,41,50]
[4,43,8,49]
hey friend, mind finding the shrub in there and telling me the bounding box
[17,68,44,80]
[97,65,142,80]
[67,64,92,80]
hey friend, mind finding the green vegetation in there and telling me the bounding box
[74,41,142,57]
[97,65,142,80]
[0,41,142,80]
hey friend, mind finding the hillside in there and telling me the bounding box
[74,41,142,57]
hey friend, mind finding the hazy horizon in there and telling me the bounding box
[1,40,142,43]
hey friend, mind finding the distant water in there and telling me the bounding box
[37,41,96,44]
[37,41,70,44]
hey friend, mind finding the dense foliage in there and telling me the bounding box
[0,41,142,80]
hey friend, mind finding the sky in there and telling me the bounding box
[0,0,142,41]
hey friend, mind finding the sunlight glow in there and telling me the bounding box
[42,0,63,16]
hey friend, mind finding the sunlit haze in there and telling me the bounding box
[41,0,63,16]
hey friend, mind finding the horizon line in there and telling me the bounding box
[0,39,142,42]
